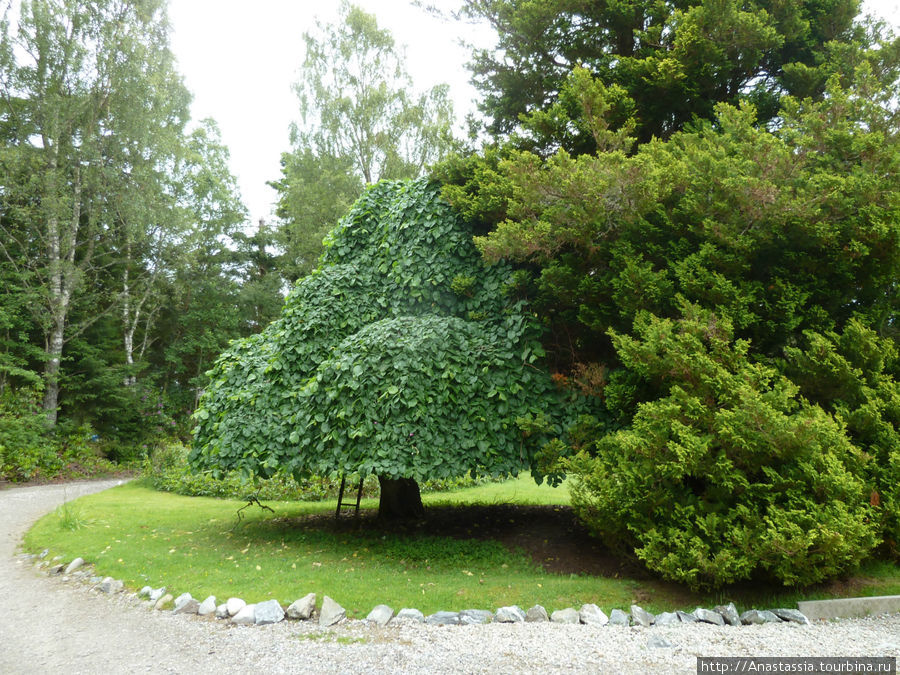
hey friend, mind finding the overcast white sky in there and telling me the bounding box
[167,0,900,228]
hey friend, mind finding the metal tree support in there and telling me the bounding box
[335,476,364,519]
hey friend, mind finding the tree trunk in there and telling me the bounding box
[377,476,424,520]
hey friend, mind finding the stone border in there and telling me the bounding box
[22,551,843,630]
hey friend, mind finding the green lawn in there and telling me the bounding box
[23,476,900,618]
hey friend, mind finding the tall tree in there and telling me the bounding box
[272,2,459,281]
[0,0,190,424]
[192,180,567,520]
[453,0,897,151]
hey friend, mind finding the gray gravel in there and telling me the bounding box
[1,480,898,674]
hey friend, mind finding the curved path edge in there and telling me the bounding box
[2,481,898,675]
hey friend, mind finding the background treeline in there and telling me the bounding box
[0,0,286,477]
[0,0,455,479]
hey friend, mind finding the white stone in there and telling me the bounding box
[255,599,285,625]
[772,608,810,625]
[550,608,580,624]
[630,605,655,627]
[231,604,256,625]
[215,603,229,619]
[693,607,725,626]
[226,597,246,617]
[286,593,316,620]
[148,587,166,603]
[459,609,493,625]
[319,596,345,627]
[714,603,741,626]
[394,608,425,623]
[579,603,609,626]
[654,611,680,626]
[425,611,460,625]
[494,605,526,623]
[366,604,394,626]
[153,593,173,610]
[173,593,193,610]
[525,605,548,622]
[98,577,123,594]
[64,557,84,574]
[198,596,217,616]
[609,609,629,626]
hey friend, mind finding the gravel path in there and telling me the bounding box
[1,480,898,674]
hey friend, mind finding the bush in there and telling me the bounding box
[0,387,119,482]
[144,443,508,502]
[565,304,880,589]
[781,320,900,557]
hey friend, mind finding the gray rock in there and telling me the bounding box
[138,586,152,598]
[149,587,166,603]
[226,597,246,617]
[49,564,64,575]
[692,607,725,626]
[395,608,425,623]
[255,599,285,625]
[609,609,630,626]
[173,598,200,615]
[198,596,217,616]
[550,608,580,624]
[630,605,655,627]
[525,605,549,623]
[460,609,493,625]
[89,576,102,584]
[286,593,316,620]
[64,557,85,574]
[714,603,741,626]
[677,610,698,623]
[98,577,123,594]
[173,593,193,610]
[153,593,173,610]
[771,608,810,625]
[366,604,394,626]
[425,611,460,625]
[319,596,345,627]
[579,603,609,626]
[740,609,782,625]
[647,636,676,649]
[654,611,680,626]
[495,605,526,623]
[215,603,229,619]
[231,604,256,625]
[39,549,49,559]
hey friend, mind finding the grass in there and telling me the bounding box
[23,476,900,618]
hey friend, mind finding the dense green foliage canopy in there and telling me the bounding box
[436,58,900,583]
[191,180,565,492]
[455,0,900,151]
[272,2,458,281]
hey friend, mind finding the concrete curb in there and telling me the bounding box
[797,595,900,620]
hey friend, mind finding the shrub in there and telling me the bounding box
[0,387,119,482]
[781,319,900,557]
[565,304,880,589]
